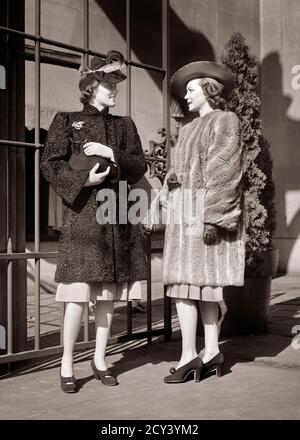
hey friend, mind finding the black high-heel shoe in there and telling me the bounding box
[164,357,203,384]
[202,352,224,379]
[91,359,118,386]
[60,370,77,393]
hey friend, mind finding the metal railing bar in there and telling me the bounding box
[146,235,152,345]
[126,301,132,336]
[164,285,172,341]
[0,329,169,364]
[126,0,131,117]
[83,305,89,342]
[34,0,41,351]
[0,25,35,40]
[9,339,148,375]
[0,252,58,260]
[41,37,102,58]
[0,247,163,260]
[162,0,171,169]
[7,239,13,355]
[0,26,166,74]
[162,0,172,341]
[0,343,87,364]
[6,18,13,351]
[0,140,43,149]
[125,0,133,337]
[83,0,89,68]
[0,25,94,53]
[25,44,81,68]
[60,303,65,346]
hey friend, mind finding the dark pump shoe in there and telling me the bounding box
[164,356,203,384]
[60,370,77,393]
[202,352,224,379]
[91,359,118,386]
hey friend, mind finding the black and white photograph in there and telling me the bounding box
[0,0,300,425]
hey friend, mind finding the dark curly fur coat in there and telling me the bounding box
[40,104,147,283]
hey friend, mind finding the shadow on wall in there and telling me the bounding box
[260,52,300,272]
[169,5,215,117]
[96,0,216,182]
[95,0,215,93]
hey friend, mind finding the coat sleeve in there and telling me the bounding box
[114,117,147,184]
[204,111,243,231]
[159,123,187,199]
[40,112,90,206]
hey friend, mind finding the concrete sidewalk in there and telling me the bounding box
[0,274,299,420]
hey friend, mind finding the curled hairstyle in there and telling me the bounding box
[197,77,225,109]
[80,79,99,104]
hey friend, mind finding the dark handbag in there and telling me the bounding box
[68,139,118,180]
[68,149,111,172]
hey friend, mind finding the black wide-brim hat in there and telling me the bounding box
[79,50,127,91]
[171,61,234,98]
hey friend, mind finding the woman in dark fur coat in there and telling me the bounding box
[41,51,147,392]
[159,62,245,383]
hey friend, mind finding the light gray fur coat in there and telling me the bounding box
[162,109,245,287]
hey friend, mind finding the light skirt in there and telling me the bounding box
[56,281,142,303]
[166,284,223,302]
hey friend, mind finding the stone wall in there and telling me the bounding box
[29,1,300,274]
[260,0,300,272]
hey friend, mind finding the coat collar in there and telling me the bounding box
[82,104,110,116]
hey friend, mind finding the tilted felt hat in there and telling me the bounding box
[79,50,127,91]
[170,61,234,98]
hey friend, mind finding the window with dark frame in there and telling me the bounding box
[0,0,170,358]
[21,0,170,242]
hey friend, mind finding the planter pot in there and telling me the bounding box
[270,248,279,278]
[196,275,272,337]
[245,248,279,278]
[198,250,278,337]
[219,276,272,337]
[213,250,277,336]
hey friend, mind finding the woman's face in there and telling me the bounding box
[93,81,118,108]
[184,79,206,112]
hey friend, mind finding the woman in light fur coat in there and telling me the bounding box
[161,61,245,383]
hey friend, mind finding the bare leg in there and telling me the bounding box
[94,300,114,371]
[199,300,220,363]
[175,298,198,369]
[61,302,85,377]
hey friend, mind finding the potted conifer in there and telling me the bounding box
[219,32,277,336]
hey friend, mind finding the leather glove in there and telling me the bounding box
[84,163,111,187]
[167,173,181,191]
[203,223,220,245]
[83,142,115,162]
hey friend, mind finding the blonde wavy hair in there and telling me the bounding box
[197,77,225,109]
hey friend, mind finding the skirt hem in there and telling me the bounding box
[166,284,223,302]
[56,281,142,303]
